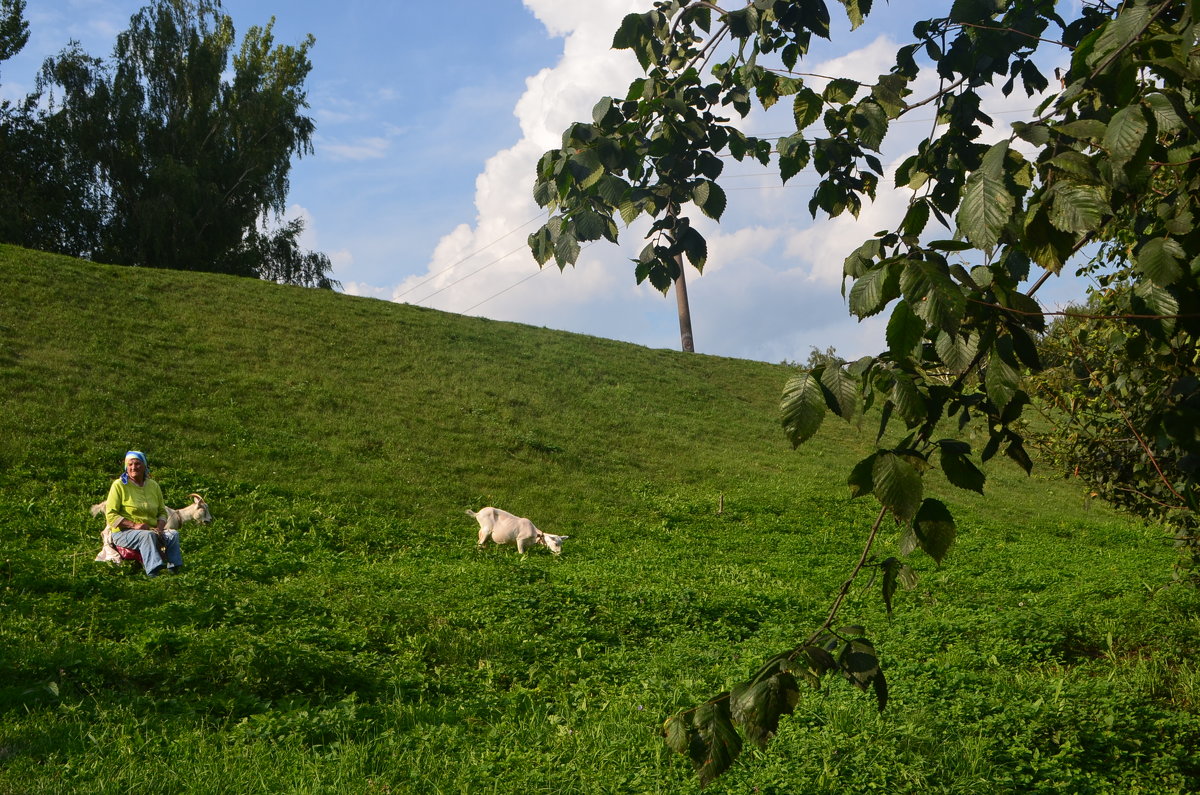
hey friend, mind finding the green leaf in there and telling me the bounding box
[1046,151,1101,182]
[851,100,888,150]
[568,151,605,190]
[618,196,642,226]
[950,0,1006,23]
[596,174,630,206]
[779,139,811,184]
[1145,92,1183,133]
[927,239,972,252]
[692,697,742,787]
[959,141,1014,250]
[553,227,580,266]
[533,178,557,209]
[591,96,615,126]
[885,300,925,362]
[843,238,881,280]
[872,72,908,118]
[1103,104,1151,165]
[838,0,870,30]
[528,225,554,266]
[849,355,878,379]
[1088,2,1154,69]
[911,498,957,564]
[726,5,759,37]
[890,372,926,427]
[745,650,791,685]
[935,330,979,372]
[998,288,1047,334]
[837,638,888,711]
[665,696,743,788]
[848,261,898,319]
[795,645,838,681]
[880,557,919,614]
[680,226,709,271]
[663,713,693,756]
[847,453,877,499]
[880,556,911,614]
[573,210,609,242]
[731,672,800,748]
[1004,436,1033,474]
[1023,203,1076,273]
[1053,118,1107,142]
[694,180,727,221]
[1136,236,1185,286]
[1048,181,1108,234]
[939,441,985,494]
[872,452,922,522]
[901,200,931,238]
[781,372,827,447]
[900,259,965,333]
[881,559,899,614]
[823,78,860,104]
[793,87,823,130]
[1133,279,1180,321]
[985,342,1021,411]
[820,365,858,419]
[612,13,655,70]
[1009,326,1041,369]
[1011,120,1050,146]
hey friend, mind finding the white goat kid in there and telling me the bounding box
[91,492,213,530]
[467,506,568,555]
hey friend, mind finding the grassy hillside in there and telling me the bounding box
[1,244,1198,793]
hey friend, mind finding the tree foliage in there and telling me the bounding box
[531,0,1200,784]
[0,0,96,253]
[0,0,27,65]
[0,0,335,288]
[1030,267,1199,579]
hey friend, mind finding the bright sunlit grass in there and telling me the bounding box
[2,245,1198,794]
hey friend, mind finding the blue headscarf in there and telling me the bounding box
[121,450,148,484]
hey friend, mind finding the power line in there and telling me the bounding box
[462,265,549,313]
[410,239,533,307]
[390,213,544,302]
[459,241,597,314]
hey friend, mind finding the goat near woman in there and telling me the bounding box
[104,450,184,577]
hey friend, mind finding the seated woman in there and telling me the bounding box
[104,450,183,576]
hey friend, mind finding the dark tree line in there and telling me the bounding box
[0,0,337,288]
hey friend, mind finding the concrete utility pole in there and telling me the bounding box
[674,254,694,352]
[668,206,695,352]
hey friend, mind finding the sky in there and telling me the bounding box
[3,0,1092,363]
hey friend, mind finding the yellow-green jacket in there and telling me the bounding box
[105,476,168,529]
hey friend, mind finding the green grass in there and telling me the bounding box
[1,243,1198,793]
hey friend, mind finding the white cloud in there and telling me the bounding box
[343,281,391,300]
[815,35,902,85]
[376,3,898,362]
[782,151,917,287]
[346,6,1088,363]
[388,1,649,326]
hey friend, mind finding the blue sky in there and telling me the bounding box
[4,1,1091,363]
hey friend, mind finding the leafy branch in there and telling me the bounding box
[533,0,1200,784]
